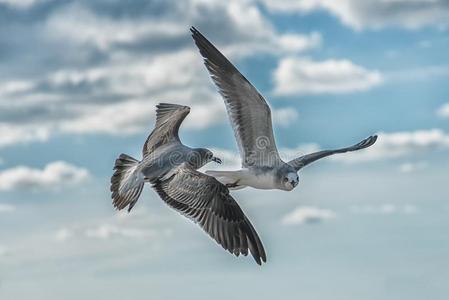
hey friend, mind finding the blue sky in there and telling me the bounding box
[0,0,449,299]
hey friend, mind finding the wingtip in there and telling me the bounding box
[190,26,199,37]
[253,254,266,266]
[368,134,378,146]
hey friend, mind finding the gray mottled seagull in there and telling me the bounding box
[110,103,266,265]
[191,27,377,191]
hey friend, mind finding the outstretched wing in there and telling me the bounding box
[288,135,378,171]
[191,27,281,168]
[151,163,266,265]
[142,103,190,157]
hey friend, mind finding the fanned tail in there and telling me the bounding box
[110,154,144,212]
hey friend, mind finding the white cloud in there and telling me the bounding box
[350,204,418,215]
[436,103,449,118]
[46,1,320,57]
[1,51,226,139]
[85,224,162,240]
[336,129,449,162]
[60,100,159,135]
[273,57,382,96]
[0,0,322,148]
[45,5,186,51]
[0,161,89,191]
[54,227,73,242]
[60,94,225,135]
[282,206,336,225]
[260,0,449,30]
[0,0,41,9]
[398,161,428,173]
[0,123,51,148]
[0,80,35,96]
[272,107,299,127]
[0,203,16,213]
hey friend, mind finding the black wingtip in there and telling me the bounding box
[365,135,378,148]
[190,26,199,34]
[190,26,200,39]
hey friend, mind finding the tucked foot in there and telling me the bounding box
[226,181,240,189]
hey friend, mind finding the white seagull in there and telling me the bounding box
[111,103,266,264]
[191,27,378,191]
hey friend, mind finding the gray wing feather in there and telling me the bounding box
[288,135,378,171]
[191,27,281,167]
[142,103,190,157]
[151,163,266,265]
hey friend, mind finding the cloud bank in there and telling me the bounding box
[0,161,89,191]
[273,57,382,96]
[260,0,449,30]
[0,0,320,148]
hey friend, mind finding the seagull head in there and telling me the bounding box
[191,148,222,168]
[281,172,299,191]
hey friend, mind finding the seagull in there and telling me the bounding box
[191,27,378,191]
[110,103,266,265]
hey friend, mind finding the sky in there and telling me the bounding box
[0,0,449,299]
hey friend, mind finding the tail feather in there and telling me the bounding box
[111,154,144,212]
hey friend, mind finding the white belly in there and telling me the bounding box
[239,169,277,190]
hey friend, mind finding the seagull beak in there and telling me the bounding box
[211,156,222,164]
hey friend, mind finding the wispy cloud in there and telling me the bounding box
[5,207,173,266]
[272,107,299,127]
[335,129,449,162]
[349,204,418,215]
[0,161,89,191]
[0,123,51,148]
[282,206,336,225]
[436,103,449,118]
[85,224,166,240]
[54,223,169,242]
[260,0,449,30]
[398,161,428,173]
[273,57,382,96]
[0,0,42,9]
